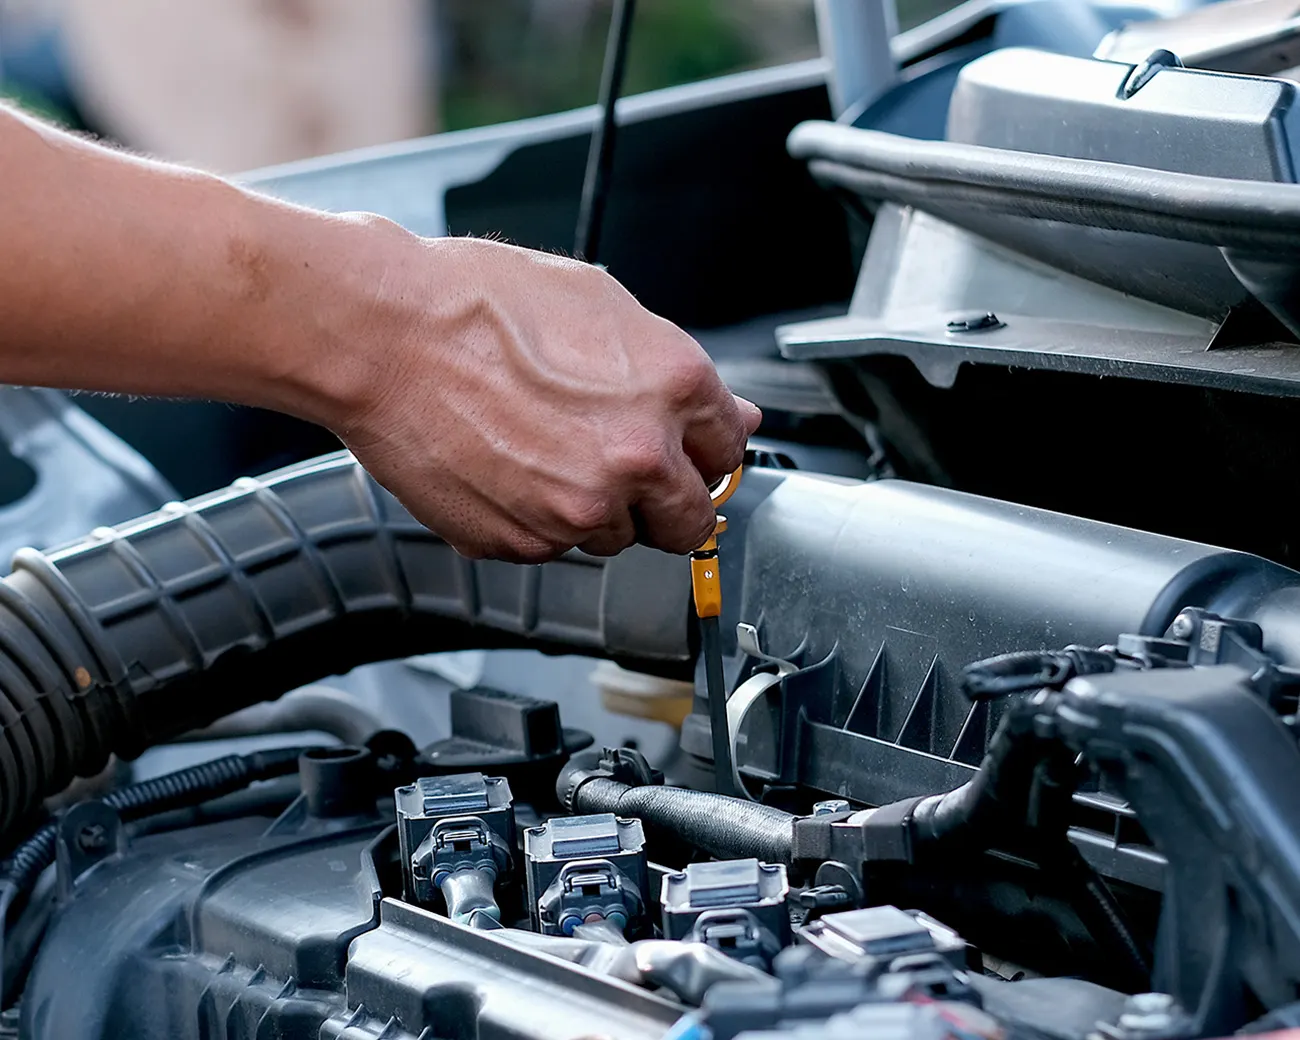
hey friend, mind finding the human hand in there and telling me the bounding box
[325,229,761,563]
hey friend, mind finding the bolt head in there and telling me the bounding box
[946,312,1004,334]
[1116,992,1188,1038]
[1127,993,1176,1015]
[76,823,109,852]
[1169,614,1195,640]
[813,799,851,816]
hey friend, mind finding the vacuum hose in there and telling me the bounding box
[560,767,795,864]
[0,451,691,840]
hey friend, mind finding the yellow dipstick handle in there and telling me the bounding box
[708,467,742,510]
[691,466,743,619]
[691,530,723,618]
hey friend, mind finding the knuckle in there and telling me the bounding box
[556,491,615,536]
[665,353,716,406]
[340,211,407,240]
[613,433,672,484]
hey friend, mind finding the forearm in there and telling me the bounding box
[0,104,759,563]
[0,103,399,428]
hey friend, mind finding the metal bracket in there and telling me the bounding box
[55,800,125,900]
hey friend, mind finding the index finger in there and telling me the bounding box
[682,387,761,485]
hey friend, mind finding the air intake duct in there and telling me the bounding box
[0,451,691,839]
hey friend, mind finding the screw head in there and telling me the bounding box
[1169,614,1195,640]
[1127,993,1176,1015]
[813,799,851,816]
[76,823,108,852]
[946,312,1004,334]
[1116,992,1188,1038]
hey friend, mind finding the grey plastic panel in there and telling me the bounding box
[948,47,1300,181]
[240,59,829,237]
[779,49,1300,380]
[677,470,1300,887]
[735,475,1289,757]
[0,387,175,567]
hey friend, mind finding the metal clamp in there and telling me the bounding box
[725,624,799,801]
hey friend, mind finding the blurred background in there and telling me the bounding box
[0,0,953,172]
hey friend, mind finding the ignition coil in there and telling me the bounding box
[395,773,516,925]
[524,812,648,938]
[661,858,791,968]
[796,905,967,970]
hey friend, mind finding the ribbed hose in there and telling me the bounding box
[0,451,691,841]
[566,777,795,864]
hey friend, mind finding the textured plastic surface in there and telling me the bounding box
[0,387,175,564]
[686,472,1296,773]
[947,48,1300,179]
[660,859,789,943]
[679,471,1300,886]
[20,817,679,1040]
[938,48,1299,320]
[0,451,690,837]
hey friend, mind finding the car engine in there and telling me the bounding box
[9,2,1300,1038]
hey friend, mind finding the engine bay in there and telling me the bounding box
[0,454,1298,1039]
[14,1,1300,1036]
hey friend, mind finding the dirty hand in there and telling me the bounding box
[327,229,761,563]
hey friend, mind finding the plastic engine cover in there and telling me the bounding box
[20,815,679,1040]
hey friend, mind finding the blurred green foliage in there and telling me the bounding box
[0,85,76,127]
[438,0,822,132]
[3,0,963,141]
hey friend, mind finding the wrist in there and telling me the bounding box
[223,197,437,436]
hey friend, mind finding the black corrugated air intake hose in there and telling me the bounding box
[0,451,692,842]
[558,751,795,864]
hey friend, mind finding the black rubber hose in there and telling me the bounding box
[0,747,309,1006]
[909,704,1054,848]
[908,704,1151,990]
[563,775,795,864]
[786,121,1300,253]
[960,648,1116,702]
[0,746,306,919]
[0,451,691,840]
